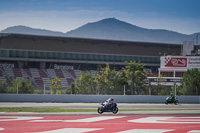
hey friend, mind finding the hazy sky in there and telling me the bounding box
[0,0,200,34]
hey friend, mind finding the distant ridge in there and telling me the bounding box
[1,18,198,44]
[1,25,65,36]
[66,18,195,44]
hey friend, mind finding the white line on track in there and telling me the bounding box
[64,116,126,122]
[0,116,43,121]
[188,130,200,133]
[128,117,200,124]
[29,116,126,123]
[116,129,174,133]
[31,128,103,133]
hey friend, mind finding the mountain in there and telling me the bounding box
[0,18,197,44]
[66,18,195,44]
[0,25,65,36]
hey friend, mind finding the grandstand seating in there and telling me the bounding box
[23,68,32,77]
[74,70,81,78]
[68,70,76,79]
[55,69,65,78]
[30,68,40,78]
[13,68,23,77]
[46,69,57,78]
[0,68,97,91]
[66,78,74,86]
[5,77,12,86]
[61,69,71,79]
[34,77,44,88]
[90,70,97,76]
[4,68,14,77]
[38,69,48,78]
[60,78,68,88]
[0,69,4,83]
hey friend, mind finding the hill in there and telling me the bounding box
[66,18,195,44]
[1,18,197,44]
[0,25,65,36]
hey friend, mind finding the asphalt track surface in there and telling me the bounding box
[0,102,200,115]
[1,102,200,109]
[0,115,200,132]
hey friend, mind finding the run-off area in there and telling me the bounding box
[0,115,200,133]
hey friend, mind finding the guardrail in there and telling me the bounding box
[0,94,199,103]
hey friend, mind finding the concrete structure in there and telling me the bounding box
[0,33,184,90]
[0,94,199,103]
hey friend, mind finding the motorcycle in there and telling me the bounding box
[97,103,118,114]
[165,96,179,105]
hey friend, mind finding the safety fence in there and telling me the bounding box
[0,94,199,103]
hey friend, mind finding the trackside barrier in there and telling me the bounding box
[0,94,199,103]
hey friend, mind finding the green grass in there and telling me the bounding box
[0,108,96,112]
[0,108,200,112]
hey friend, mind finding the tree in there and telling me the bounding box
[0,79,8,93]
[48,77,62,94]
[67,61,148,95]
[180,68,200,95]
[67,82,75,94]
[120,61,147,95]
[67,65,122,95]
[7,78,34,94]
[95,64,119,94]
[72,71,96,94]
[154,75,169,95]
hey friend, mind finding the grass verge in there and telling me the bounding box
[0,108,96,112]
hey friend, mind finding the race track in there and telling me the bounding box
[1,103,200,132]
[0,115,200,133]
[1,102,200,109]
[0,102,200,115]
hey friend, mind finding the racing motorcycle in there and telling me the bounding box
[97,103,118,114]
[165,96,179,105]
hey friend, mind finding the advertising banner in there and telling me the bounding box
[188,57,200,68]
[0,63,15,69]
[147,77,181,86]
[161,56,200,69]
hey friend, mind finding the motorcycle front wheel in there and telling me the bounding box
[174,100,179,105]
[112,107,118,114]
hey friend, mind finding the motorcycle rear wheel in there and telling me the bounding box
[98,107,103,114]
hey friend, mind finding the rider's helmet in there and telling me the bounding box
[109,97,114,101]
[170,93,173,96]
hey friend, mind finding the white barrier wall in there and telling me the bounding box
[0,94,199,103]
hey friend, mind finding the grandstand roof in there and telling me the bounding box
[0,33,182,57]
[0,33,182,46]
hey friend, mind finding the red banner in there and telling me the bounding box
[165,57,187,67]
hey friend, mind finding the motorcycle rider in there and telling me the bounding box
[170,93,175,100]
[103,97,114,109]
[98,97,118,114]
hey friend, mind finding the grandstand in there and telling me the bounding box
[0,33,182,91]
